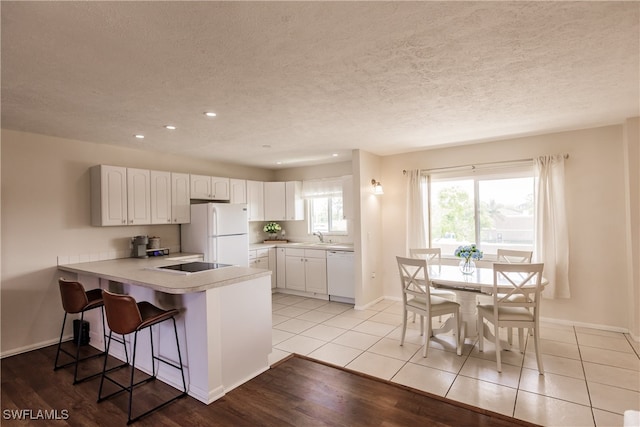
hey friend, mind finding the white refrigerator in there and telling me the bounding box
[181,203,249,267]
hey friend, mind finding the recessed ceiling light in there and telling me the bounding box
[134,134,145,139]
[204,112,217,117]
[165,125,176,130]
[332,153,339,157]
[276,161,282,165]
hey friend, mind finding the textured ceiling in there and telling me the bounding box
[2,1,639,169]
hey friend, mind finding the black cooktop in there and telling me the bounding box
[158,262,232,273]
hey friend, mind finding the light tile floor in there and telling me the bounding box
[269,293,640,427]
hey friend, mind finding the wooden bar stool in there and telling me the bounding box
[98,290,187,425]
[54,278,117,384]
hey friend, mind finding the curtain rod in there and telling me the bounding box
[402,154,569,175]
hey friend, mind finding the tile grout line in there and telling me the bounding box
[575,325,599,427]
[512,330,529,418]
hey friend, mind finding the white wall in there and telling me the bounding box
[0,129,273,356]
[380,124,639,334]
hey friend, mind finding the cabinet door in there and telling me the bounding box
[150,171,172,224]
[285,256,306,291]
[276,248,286,288]
[171,173,191,223]
[211,176,230,201]
[268,248,277,289]
[230,179,247,204]
[190,174,212,199]
[91,165,128,226]
[264,182,286,221]
[127,168,151,225]
[285,181,304,220]
[305,257,327,294]
[246,180,264,221]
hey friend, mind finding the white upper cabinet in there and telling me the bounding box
[211,176,230,200]
[126,168,151,225]
[190,174,230,201]
[285,181,304,220]
[246,180,264,221]
[230,178,247,204]
[91,165,128,226]
[171,172,191,223]
[150,170,172,224]
[190,174,211,199]
[264,182,286,221]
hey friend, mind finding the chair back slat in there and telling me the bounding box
[496,249,533,264]
[492,263,544,312]
[409,248,441,265]
[396,256,431,306]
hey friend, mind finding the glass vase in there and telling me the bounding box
[459,259,476,275]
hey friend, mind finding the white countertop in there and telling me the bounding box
[250,242,354,251]
[58,253,272,294]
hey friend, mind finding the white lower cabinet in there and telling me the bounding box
[285,248,327,294]
[249,248,275,289]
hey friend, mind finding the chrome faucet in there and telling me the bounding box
[313,231,324,243]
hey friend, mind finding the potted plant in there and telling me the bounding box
[263,222,282,241]
[454,244,483,274]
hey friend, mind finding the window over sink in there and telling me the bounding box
[302,178,347,235]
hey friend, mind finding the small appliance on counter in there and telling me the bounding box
[148,236,161,249]
[131,235,149,258]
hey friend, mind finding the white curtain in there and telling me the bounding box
[302,178,343,198]
[406,170,427,254]
[535,155,570,298]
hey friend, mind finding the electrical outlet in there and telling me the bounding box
[371,272,376,279]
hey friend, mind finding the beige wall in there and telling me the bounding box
[380,124,638,333]
[0,129,273,356]
[623,117,640,338]
[353,150,384,308]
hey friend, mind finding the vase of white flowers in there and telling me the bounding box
[263,222,281,240]
[454,244,483,274]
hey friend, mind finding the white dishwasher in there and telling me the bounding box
[327,250,355,303]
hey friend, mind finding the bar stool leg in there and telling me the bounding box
[54,309,111,384]
[53,312,68,370]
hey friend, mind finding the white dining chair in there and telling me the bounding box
[396,256,462,358]
[409,248,457,327]
[477,262,545,374]
[478,249,535,347]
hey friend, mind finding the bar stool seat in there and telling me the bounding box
[98,290,187,425]
[54,279,111,384]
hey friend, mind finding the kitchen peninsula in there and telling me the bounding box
[58,254,272,404]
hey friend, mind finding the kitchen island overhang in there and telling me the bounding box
[58,255,273,404]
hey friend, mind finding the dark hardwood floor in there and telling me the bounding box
[1,343,538,426]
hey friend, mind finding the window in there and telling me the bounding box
[427,169,534,257]
[309,196,346,234]
[303,177,348,235]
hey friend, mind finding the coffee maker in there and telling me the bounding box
[131,235,149,258]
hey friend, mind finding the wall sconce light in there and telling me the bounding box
[371,179,384,195]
